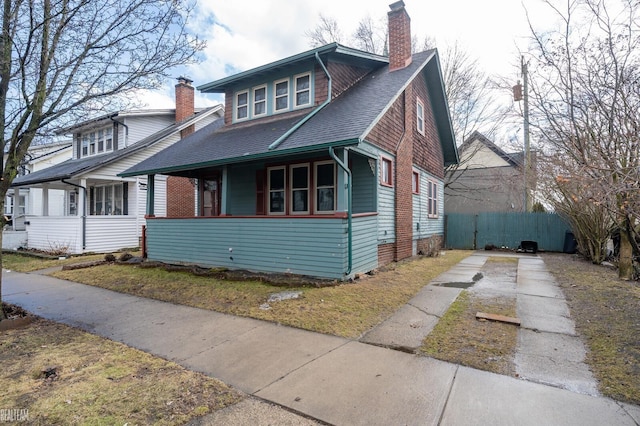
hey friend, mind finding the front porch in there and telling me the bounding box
[145,214,378,280]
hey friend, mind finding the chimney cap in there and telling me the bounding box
[176,76,193,85]
[389,0,405,12]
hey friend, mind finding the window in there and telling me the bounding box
[91,184,125,215]
[268,166,286,215]
[428,181,438,218]
[80,126,114,158]
[274,79,289,112]
[315,161,335,213]
[381,157,393,186]
[253,85,267,117]
[290,164,309,214]
[294,73,311,107]
[235,90,249,121]
[412,170,420,194]
[69,191,78,216]
[417,98,425,135]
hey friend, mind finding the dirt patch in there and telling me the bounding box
[0,317,242,424]
[542,253,640,405]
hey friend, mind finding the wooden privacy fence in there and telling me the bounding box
[445,212,572,252]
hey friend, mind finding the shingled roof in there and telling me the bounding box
[121,46,457,178]
[12,105,223,187]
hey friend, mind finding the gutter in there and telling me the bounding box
[61,179,87,251]
[329,147,353,277]
[268,51,332,151]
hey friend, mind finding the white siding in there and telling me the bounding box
[25,216,83,253]
[85,216,139,252]
[120,114,174,146]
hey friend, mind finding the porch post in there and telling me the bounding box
[221,166,228,215]
[146,174,155,217]
[42,184,49,216]
[79,178,87,252]
[336,149,348,212]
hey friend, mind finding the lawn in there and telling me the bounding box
[5,250,471,339]
[0,313,242,425]
[542,253,640,405]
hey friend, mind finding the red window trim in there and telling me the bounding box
[412,169,420,194]
[380,156,393,187]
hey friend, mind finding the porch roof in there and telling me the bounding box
[11,105,223,187]
[120,49,458,177]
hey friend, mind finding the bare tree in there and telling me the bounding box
[353,15,387,55]
[305,14,343,47]
[0,0,205,318]
[525,0,640,279]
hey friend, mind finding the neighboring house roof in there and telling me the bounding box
[12,104,224,187]
[120,45,457,178]
[459,131,523,169]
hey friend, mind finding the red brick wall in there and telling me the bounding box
[166,176,195,217]
[394,88,414,261]
[378,242,396,267]
[416,235,443,256]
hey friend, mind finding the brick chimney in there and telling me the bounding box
[175,76,195,137]
[388,1,412,71]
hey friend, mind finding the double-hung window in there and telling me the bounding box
[253,85,267,117]
[294,73,311,108]
[236,90,249,121]
[315,161,335,213]
[91,183,124,215]
[428,181,438,218]
[268,166,286,215]
[381,156,393,186]
[290,164,309,214]
[80,126,114,158]
[417,98,425,135]
[274,79,289,112]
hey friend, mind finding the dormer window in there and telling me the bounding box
[295,73,311,108]
[274,79,289,112]
[80,125,113,158]
[236,90,249,121]
[253,85,267,116]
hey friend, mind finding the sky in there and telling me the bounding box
[140,0,555,110]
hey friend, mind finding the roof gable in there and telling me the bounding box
[459,131,522,169]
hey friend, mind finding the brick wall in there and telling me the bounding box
[378,242,396,267]
[166,176,195,217]
[416,234,443,256]
[394,89,414,261]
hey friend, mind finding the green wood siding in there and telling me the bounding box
[146,216,378,280]
[352,155,376,214]
[227,163,261,215]
[413,170,444,239]
[352,214,378,273]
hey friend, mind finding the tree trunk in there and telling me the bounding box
[618,219,633,280]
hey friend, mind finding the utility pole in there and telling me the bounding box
[513,56,531,212]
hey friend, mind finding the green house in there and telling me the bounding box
[121,1,458,280]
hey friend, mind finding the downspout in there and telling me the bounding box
[61,179,86,251]
[268,52,332,150]
[329,147,352,277]
[110,116,129,148]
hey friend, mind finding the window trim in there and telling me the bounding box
[417,98,425,136]
[273,78,290,113]
[380,156,393,187]
[267,166,287,216]
[90,183,124,216]
[80,125,114,159]
[294,72,312,109]
[289,163,310,215]
[235,89,249,122]
[252,85,267,117]
[428,180,439,218]
[313,160,336,214]
[412,169,420,194]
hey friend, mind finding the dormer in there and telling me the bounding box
[198,43,389,127]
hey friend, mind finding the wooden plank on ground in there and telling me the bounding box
[476,311,521,326]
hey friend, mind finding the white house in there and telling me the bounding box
[10,78,224,254]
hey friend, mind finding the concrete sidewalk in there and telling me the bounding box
[4,260,640,425]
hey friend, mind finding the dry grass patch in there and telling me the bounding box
[542,253,640,405]
[0,317,242,425]
[49,251,471,338]
[2,252,139,273]
[420,290,518,375]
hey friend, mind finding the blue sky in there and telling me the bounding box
[139,0,554,109]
